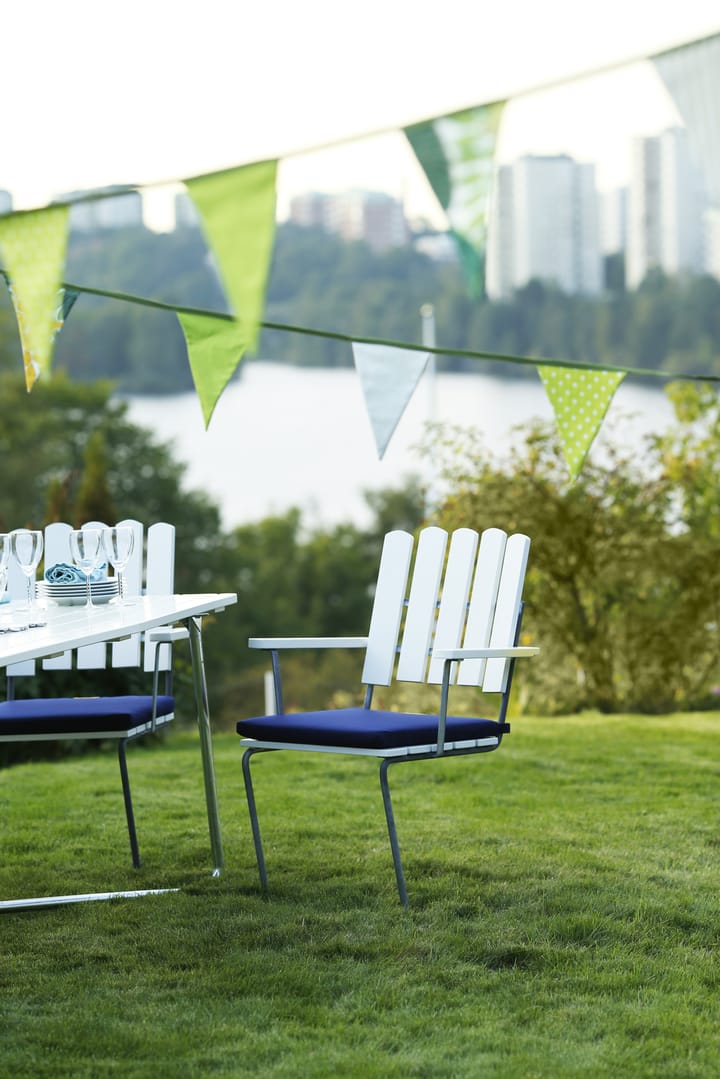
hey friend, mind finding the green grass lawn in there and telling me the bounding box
[1,713,719,1078]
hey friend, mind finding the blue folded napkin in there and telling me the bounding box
[44,562,108,583]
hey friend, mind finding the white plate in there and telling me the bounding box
[41,579,117,590]
[43,585,117,596]
[38,580,119,605]
[50,593,117,606]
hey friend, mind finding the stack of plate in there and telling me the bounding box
[38,578,119,606]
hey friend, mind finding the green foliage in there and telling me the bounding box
[2,719,720,1075]
[428,385,720,714]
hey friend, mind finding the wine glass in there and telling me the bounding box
[11,529,44,612]
[0,532,11,570]
[0,535,10,629]
[69,528,103,610]
[103,525,135,605]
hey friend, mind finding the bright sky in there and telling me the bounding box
[2,1,719,225]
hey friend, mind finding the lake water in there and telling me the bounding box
[123,362,676,529]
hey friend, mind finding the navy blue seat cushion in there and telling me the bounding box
[0,695,175,737]
[237,707,509,750]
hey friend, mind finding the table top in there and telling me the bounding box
[0,593,237,668]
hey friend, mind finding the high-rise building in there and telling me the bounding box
[599,187,628,256]
[486,154,602,300]
[704,209,720,280]
[626,128,706,288]
[59,186,144,231]
[288,190,408,253]
[287,192,328,230]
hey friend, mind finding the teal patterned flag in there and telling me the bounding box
[539,366,625,481]
[405,101,505,296]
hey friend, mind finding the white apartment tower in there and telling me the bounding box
[486,155,601,299]
[288,190,408,253]
[626,128,706,288]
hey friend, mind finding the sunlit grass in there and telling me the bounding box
[2,714,720,1077]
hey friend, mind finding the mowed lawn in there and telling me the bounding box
[1,713,719,1077]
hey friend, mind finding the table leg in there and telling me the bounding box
[186,615,224,875]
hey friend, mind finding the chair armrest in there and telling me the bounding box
[248,637,368,650]
[148,626,190,644]
[433,646,539,660]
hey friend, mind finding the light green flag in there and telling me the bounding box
[177,311,248,427]
[185,160,277,353]
[0,204,70,389]
[405,101,505,296]
[539,366,625,481]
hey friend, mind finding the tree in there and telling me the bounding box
[71,429,117,524]
[427,400,720,715]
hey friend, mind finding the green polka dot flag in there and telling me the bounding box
[539,365,625,480]
[0,204,70,390]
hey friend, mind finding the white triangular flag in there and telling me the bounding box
[654,34,720,206]
[352,342,430,458]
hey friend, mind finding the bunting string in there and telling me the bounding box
[8,272,717,384]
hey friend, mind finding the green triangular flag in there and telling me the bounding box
[405,101,505,297]
[0,204,70,389]
[185,160,277,352]
[539,366,625,481]
[177,311,248,427]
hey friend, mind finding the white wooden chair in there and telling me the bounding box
[238,525,538,907]
[0,520,186,868]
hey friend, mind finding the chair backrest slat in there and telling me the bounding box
[144,522,176,673]
[456,527,507,687]
[396,526,447,682]
[361,530,413,687]
[42,522,75,671]
[74,520,113,670]
[482,532,531,692]
[427,528,479,685]
[110,519,144,667]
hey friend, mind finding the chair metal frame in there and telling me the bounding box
[239,525,538,907]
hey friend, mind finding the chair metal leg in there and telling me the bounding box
[242,748,268,892]
[118,740,141,869]
[379,759,409,909]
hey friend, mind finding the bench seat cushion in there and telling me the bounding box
[0,695,175,737]
[238,707,509,750]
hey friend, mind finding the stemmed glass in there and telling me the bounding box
[11,529,44,613]
[0,534,10,627]
[0,533,11,571]
[69,528,103,610]
[103,525,135,605]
